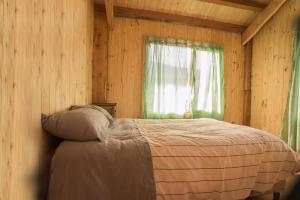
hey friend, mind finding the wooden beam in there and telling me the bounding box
[95,4,246,33]
[243,41,252,126]
[197,0,266,12]
[104,0,114,30]
[242,0,287,45]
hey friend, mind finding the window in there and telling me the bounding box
[143,37,224,120]
[281,32,300,154]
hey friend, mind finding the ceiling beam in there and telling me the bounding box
[104,0,114,30]
[95,4,246,33]
[197,0,266,12]
[242,0,288,45]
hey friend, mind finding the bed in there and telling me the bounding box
[45,115,299,200]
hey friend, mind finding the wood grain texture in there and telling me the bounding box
[197,0,266,11]
[242,0,288,45]
[243,41,252,126]
[92,13,245,124]
[251,0,300,135]
[95,0,260,26]
[104,0,114,29]
[0,0,94,199]
[93,12,108,103]
[95,4,246,33]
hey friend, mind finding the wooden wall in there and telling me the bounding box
[251,0,300,135]
[93,12,245,124]
[0,0,94,199]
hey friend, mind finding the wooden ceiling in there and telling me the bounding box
[94,0,288,45]
[95,0,271,26]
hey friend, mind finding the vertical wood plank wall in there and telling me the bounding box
[93,12,245,124]
[243,41,252,126]
[0,0,94,199]
[93,11,108,102]
[251,0,300,135]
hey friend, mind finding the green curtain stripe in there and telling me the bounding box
[280,32,300,154]
[146,37,188,47]
[192,43,224,51]
[146,37,223,50]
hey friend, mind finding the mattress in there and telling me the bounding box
[48,118,299,200]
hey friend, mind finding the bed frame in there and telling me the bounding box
[273,192,280,200]
[246,191,280,200]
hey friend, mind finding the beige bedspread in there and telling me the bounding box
[48,118,299,200]
[48,119,156,200]
[136,118,299,200]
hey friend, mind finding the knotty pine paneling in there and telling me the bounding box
[251,0,300,135]
[94,0,261,26]
[0,0,94,199]
[93,12,108,102]
[93,13,245,124]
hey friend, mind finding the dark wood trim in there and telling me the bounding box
[104,0,114,30]
[243,40,252,126]
[93,103,117,117]
[197,0,266,12]
[242,0,288,45]
[273,192,280,200]
[93,102,117,107]
[95,4,246,33]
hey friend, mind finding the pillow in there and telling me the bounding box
[41,108,109,141]
[70,105,114,122]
